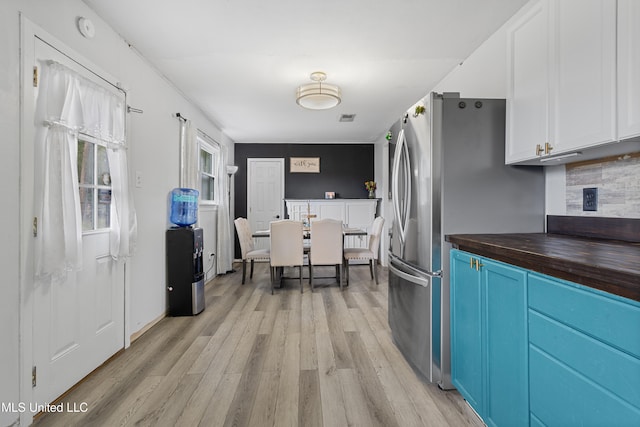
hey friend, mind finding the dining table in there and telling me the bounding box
[253,226,368,287]
[252,227,368,238]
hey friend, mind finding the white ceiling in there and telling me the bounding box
[84,0,528,143]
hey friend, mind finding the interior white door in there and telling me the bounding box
[29,36,125,405]
[247,158,284,250]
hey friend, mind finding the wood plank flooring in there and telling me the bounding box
[34,263,483,427]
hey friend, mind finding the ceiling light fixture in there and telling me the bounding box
[296,71,341,110]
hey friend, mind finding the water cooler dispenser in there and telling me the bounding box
[166,188,204,316]
[166,227,205,315]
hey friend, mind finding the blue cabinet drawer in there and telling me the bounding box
[528,273,640,359]
[529,344,640,427]
[530,310,640,411]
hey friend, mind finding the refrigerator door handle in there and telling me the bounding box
[400,131,412,234]
[389,253,442,288]
[389,262,430,288]
[392,129,405,246]
[392,128,411,253]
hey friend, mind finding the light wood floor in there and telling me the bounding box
[34,262,482,427]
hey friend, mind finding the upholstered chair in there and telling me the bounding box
[343,216,385,285]
[309,218,344,291]
[234,217,270,284]
[270,220,304,294]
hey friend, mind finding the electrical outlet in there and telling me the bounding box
[135,171,143,188]
[583,187,598,211]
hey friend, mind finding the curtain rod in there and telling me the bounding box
[174,112,188,122]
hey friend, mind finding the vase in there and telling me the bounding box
[368,189,375,199]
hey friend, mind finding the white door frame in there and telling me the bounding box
[19,17,130,426]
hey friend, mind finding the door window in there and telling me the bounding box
[78,135,111,231]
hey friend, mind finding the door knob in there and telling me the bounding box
[275,215,280,219]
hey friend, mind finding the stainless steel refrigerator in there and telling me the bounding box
[388,92,544,390]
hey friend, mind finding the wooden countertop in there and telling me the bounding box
[446,233,640,302]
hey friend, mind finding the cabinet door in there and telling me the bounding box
[548,0,616,154]
[506,0,549,164]
[483,260,528,427]
[618,0,640,140]
[450,250,483,413]
[317,202,345,221]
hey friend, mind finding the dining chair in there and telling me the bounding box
[270,220,304,294]
[234,217,270,285]
[344,216,385,285]
[309,218,344,291]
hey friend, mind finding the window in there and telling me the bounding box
[78,135,111,231]
[198,135,220,203]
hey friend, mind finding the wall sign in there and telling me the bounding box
[290,157,320,173]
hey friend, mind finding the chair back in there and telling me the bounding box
[270,220,304,267]
[234,217,254,258]
[310,219,343,265]
[368,216,385,259]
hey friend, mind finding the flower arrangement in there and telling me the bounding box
[365,181,377,191]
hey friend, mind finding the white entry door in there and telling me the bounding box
[28,35,125,405]
[247,158,284,250]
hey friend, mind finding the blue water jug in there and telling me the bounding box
[169,188,199,226]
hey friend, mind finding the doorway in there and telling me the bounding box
[20,21,126,415]
[247,158,285,250]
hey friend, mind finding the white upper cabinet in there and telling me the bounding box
[548,0,616,154]
[618,0,640,140]
[506,0,620,165]
[506,0,549,163]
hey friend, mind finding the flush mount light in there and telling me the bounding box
[296,71,341,110]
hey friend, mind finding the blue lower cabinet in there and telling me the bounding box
[528,274,640,426]
[451,250,483,413]
[450,250,528,426]
[451,250,640,426]
[483,260,528,427]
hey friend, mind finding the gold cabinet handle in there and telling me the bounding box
[535,144,544,156]
[545,142,554,155]
[470,258,474,268]
[472,258,484,271]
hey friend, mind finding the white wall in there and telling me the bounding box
[199,206,219,281]
[0,2,22,426]
[1,1,232,425]
[432,23,510,98]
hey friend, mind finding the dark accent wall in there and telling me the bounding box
[232,143,374,257]
[234,143,374,218]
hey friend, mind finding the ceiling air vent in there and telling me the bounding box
[339,114,356,122]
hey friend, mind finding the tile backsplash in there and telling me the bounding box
[566,152,640,218]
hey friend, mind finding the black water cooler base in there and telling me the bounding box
[166,227,206,316]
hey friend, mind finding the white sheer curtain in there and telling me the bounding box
[106,146,137,260]
[35,60,136,279]
[179,119,199,190]
[216,145,234,274]
[36,125,83,277]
